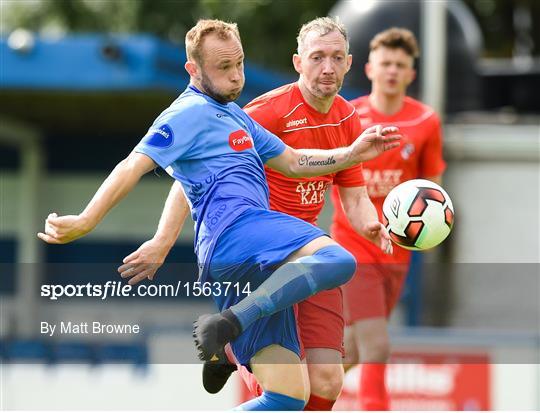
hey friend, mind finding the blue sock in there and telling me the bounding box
[234,391,306,411]
[230,245,355,331]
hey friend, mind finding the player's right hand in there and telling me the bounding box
[37,213,92,244]
[118,238,169,285]
[361,221,393,255]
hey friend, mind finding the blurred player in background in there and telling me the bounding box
[330,27,446,410]
[123,17,394,411]
[39,19,400,411]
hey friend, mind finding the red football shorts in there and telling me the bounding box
[342,263,409,324]
[297,287,345,355]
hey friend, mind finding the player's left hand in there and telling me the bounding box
[350,125,401,163]
[361,221,393,255]
[37,213,92,244]
[118,238,169,285]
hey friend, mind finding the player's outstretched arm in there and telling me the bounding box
[265,125,401,178]
[118,181,190,285]
[38,152,156,244]
[339,185,393,254]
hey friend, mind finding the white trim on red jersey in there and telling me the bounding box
[282,107,356,133]
[282,102,304,118]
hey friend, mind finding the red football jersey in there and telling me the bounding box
[331,95,446,263]
[244,83,365,225]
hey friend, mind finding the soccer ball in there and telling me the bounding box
[382,179,454,251]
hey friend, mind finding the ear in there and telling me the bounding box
[292,54,302,75]
[185,60,200,79]
[345,54,353,73]
[365,62,373,81]
[408,68,417,85]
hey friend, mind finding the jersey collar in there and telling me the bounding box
[188,84,229,108]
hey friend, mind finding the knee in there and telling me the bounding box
[360,337,391,362]
[309,364,344,400]
[340,248,356,282]
[315,245,356,288]
[332,248,356,287]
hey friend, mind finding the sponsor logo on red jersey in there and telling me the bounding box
[401,142,415,160]
[229,129,253,151]
[363,169,403,198]
[286,117,308,128]
[296,180,329,205]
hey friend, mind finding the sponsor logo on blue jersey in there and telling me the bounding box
[206,203,227,230]
[145,124,174,148]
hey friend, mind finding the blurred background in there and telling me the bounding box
[1,0,539,410]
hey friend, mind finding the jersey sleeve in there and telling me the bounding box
[419,113,446,178]
[242,110,286,164]
[334,110,365,187]
[134,105,202,170]
[244,98,280,134]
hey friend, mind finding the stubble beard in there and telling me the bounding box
[201,71,242,104]
[312,77,343,99]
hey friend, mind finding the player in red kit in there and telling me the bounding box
[229,19,396,410]
[331,28,446,410]
[120,18,395,411]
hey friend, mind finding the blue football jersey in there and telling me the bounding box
[134,85,286,265]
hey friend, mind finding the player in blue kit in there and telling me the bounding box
[39,20,400,410]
